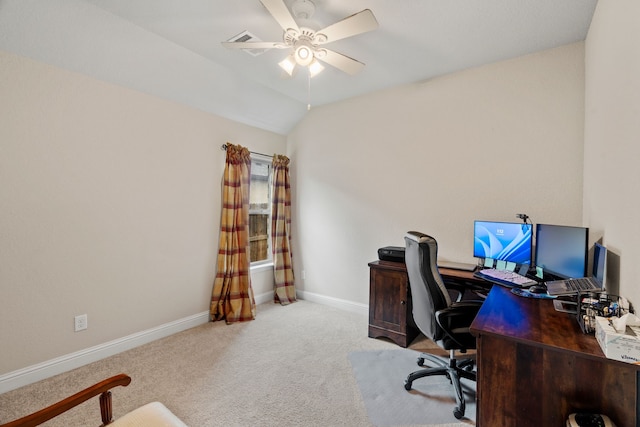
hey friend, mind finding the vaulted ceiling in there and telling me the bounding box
[0,0,598,134]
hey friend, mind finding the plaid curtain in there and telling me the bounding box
[271,154,296,305]
[210,143,256,323]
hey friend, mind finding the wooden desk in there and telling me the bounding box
[470,285,639,427]
[368,260,485,347]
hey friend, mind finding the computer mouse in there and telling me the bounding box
[528,285,547,294]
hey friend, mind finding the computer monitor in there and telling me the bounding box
[473,220,533,265]
[534,223,589,279]
[592,242,607,288]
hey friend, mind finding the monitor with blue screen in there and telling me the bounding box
[534,223,589,279]
[592,242,607,288]
[473,220,533,265]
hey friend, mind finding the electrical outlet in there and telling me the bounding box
[74,314,88,332]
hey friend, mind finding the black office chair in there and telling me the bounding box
[403,231,483,419]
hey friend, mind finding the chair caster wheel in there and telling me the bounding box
[453,407,464,419]
[404,381,412,391]
[417,357,425,366]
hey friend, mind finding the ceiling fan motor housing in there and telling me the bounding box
[291,0,316,20]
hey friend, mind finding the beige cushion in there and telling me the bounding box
[110,402,188,427]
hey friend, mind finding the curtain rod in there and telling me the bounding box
[220,143,270,158]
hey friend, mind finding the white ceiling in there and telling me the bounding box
[0,0,598,134]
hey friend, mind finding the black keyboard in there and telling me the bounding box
[566,278,595,291]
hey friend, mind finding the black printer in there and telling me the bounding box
[377,246,405,263]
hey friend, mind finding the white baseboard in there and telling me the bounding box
[256,289,368,316]
[0,291,365,394]
[296,290,368,317]
[254,291,274,305]
[0,311,210,394]
[257,290,368,316]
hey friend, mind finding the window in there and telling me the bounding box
[249,155,272,265]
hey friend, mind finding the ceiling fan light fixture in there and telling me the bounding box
[294,44,314,66]
[279,55,297,76]
[308,59,324,77]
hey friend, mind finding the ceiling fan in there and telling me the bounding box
[222,0,379,77]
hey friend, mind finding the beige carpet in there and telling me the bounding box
[0,300,472,427]
[349,349,475,426]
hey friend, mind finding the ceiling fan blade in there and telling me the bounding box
[315,9,378,44]
[316,49,365,75]
[221,41,286,49]
[260,0,300,34]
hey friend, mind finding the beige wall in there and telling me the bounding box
[0,51,285,375]
[288,43,586,306]
[584,1,640,304]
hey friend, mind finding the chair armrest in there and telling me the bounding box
[436,302,482,330]
[435,301,483,350]
[444,280,465,302]
[0,374,132,427]
[444,279,489,301]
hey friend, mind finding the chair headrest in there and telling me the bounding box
[405,231,434,244]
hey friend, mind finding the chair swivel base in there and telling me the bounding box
[404,351,476,420]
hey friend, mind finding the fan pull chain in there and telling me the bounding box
[307,70,311,111]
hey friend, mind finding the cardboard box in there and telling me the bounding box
[595,316,640,364]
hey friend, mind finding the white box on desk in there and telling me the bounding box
[595,316,640,364]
